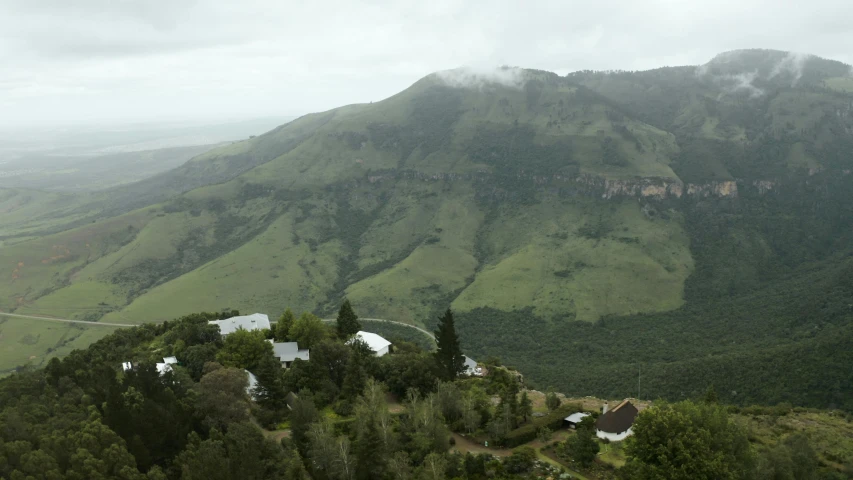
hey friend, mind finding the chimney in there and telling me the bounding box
[602,403,609,414]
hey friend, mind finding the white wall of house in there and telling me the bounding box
[596,428,633,442]
[375,345,389,357]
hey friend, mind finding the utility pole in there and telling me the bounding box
[638,363,641,400]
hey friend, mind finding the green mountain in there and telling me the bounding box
[1,50,852,410]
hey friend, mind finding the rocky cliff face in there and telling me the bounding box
[360,166,853,201]
[364,169,752,200]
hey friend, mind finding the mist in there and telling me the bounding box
[719,72,765,97]
[4,0,853,127]
[769,52,813,85]
[0,116,294,191]
[435,66,529,90]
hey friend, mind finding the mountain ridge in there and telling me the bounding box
[1,49,852,410]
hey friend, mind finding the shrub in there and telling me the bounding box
[501,405,578,448]
[503,446,537,474]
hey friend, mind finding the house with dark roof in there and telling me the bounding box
[595,400,639,441]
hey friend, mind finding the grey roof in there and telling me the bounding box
[464,356,480,374]
[565,412,590,423]
[208,313,270,336]
[268,341,310,362]
[245,370,258,399]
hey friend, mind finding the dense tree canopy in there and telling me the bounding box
[215,329,273,371]
[290,312,331,349]
[0,310,848,480]
[621,401,754,480]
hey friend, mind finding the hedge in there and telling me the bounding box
[500,404,583,448]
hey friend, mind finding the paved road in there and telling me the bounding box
[0,311,135,328]
[1,311,435,339]
[320,317,435,340]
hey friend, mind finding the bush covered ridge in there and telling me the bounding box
[1,307,850,479]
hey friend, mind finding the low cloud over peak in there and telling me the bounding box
[3,0,853,127]
[435,66,528,89]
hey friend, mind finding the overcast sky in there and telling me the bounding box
[2,0,853,128]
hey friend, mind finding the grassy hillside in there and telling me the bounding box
[0,316,120,375]
[0,188,97,239]
[1,51,852,411]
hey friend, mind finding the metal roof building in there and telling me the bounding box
[208,313,270,336]
[267,340,310,368]
[349,331,392,356]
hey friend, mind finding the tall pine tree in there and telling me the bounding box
[434,308,465,381]
[341,349,367,400]
[355,412,384,480]
[336,299,362,339]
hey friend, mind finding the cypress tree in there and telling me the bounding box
[434,308,465,380]
[355,412,384,480]
[290,393,318,457]
[341,350,367,400]
[336,299,362,339]
[254,355,287,413]
[519,390,532,422]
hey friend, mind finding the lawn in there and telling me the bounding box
[598,442,627,468]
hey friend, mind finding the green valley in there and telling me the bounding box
[1,49,851,413]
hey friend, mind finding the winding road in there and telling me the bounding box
[0,311,134,327]
[320,317,435,340]
[0,311,435,341]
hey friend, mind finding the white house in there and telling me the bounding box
[464,356,483,376]
[268,340,310,368]
[245,370,259,400]
[208,313,271,336]
[349,331,392,357]
[121,359,175,376]
[595,400,639,442]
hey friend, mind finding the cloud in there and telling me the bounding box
[718,72,765,98]
[3,0,853,127]
[695,57,765,98]
[435,66,528,89]
[768,52,813,85]
[696,50,818,96]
